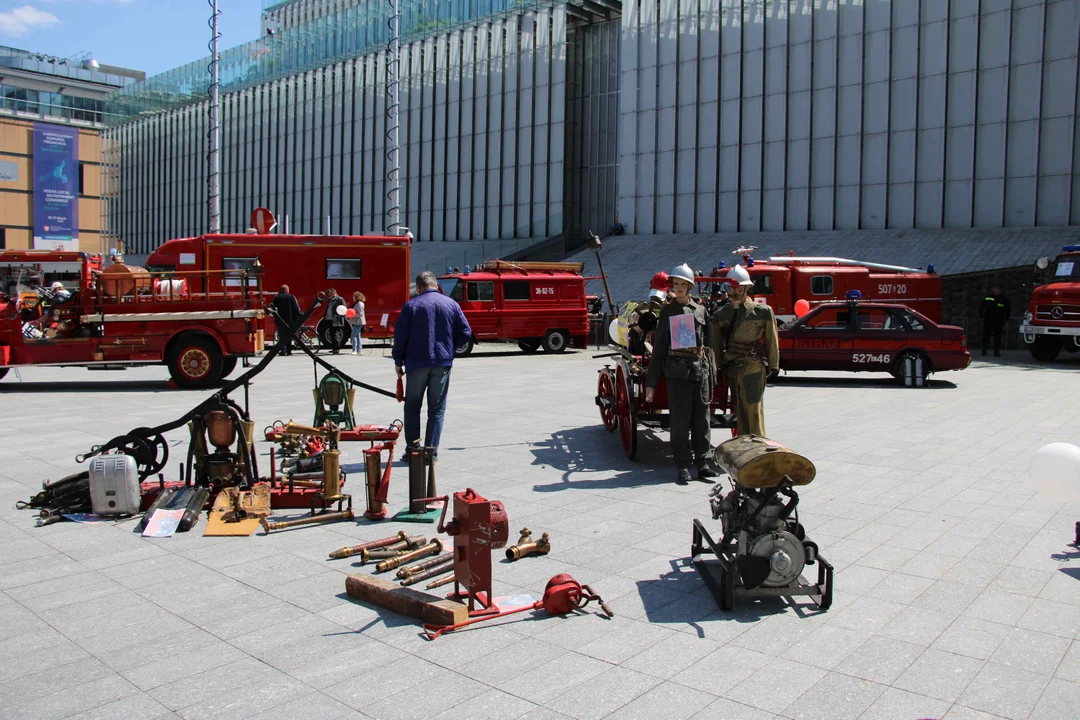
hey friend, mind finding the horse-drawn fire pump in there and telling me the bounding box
[594,270,738,460]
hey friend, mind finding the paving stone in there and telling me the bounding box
[957,661,1050,720]
[1030,678,1080,720]
[496,652,612,705]
[671,644,773,697]
[544,665,660,720]
[781,672,887,720]
[1017,598,1080,639]
[244,693,368,720]
[834,636,924,685]
[858,687,951,720]
[603,681,715,720]
[893,648,984,703]
[931,616,1011,660]
[723,658,827,715]
[988,627,1072,676]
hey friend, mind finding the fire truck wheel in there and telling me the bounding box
[517,339,541,353]
[1029,336,1062,362]
[220,356,238,379]
[454,338,474,357]
[542,330,570,353]
[168,335,223,389]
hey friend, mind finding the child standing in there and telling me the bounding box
[350,291,366,354]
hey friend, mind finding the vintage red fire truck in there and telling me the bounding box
[0,250,266,387]
[1020,245,1080,361]
[437,260,590,355]
[707,251,943,323]
[145,231,410,348]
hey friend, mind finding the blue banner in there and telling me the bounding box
[33,123,79,250]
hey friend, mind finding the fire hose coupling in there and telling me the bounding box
[506,528,551,561]
[375,538,443,572]
[328,531,424,560]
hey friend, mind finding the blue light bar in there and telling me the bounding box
[446,266,453,274]
[846,289,862,300]
[927,263,935,274]
[464,265,472,274]
[1063,245,1080,252]
[717,260,726,269]
[747,257,755,267]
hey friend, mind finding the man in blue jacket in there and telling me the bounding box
[393,271,472,459]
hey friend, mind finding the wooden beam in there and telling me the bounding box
[345,573,468,626]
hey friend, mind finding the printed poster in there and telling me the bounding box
[32,123,79,251]
[669,314,698,350]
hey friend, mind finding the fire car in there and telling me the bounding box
[437,260,590,355]
[778,295,970,383]
[1020,245,1080,361]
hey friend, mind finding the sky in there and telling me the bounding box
[0,0,266,78]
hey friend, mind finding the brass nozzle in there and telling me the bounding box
[397,553,452,579]
[262,509,354,533]
[375,539,443,572]
[426,574,455,589]
[329,531,409,560]
[505,532,550,561]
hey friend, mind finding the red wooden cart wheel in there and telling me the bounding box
[597,368,618,433]
[615,362,638,460]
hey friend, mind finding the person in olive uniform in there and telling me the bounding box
[979,286,1011,357]
[710,264,779,437]
[645,264,718,484]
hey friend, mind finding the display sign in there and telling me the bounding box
[0,161,18,182]
[669,314,698,350]
[32,123,79,250]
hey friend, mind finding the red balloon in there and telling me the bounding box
[794,299,811,318]
[346,308,356,318]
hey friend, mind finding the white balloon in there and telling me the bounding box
[608,319,620,345]
[335,304,347,316]
[1028,442,1080,503]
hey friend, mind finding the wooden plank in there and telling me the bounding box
[345,573,468,626]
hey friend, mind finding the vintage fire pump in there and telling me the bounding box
[419,488,509,616]
[186,404,258,491]
[692,435,833,611]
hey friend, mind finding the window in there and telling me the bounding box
[466,281,495,302]
[78,163,85,195]
[222,257,258,287]
[1054,259,1079,279]
[803,307,848,330]
[326,258,361,279]
[855,308,888,330]
[885,307,925,331]
[750,274,773,295]
[0,228,5,249]
[437,278,462,301]
[810,276,833,295]
[503,280,529,301]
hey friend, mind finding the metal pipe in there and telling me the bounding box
[400,562,454,587]
[261,509,353,533]
[397,553,452,579]
[359,548,409,563]
[375,539,443,572]
[765,257,924,273]
[426,574,455,589]
[329,530,414,560]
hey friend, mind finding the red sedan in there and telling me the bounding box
[778,301,971,383]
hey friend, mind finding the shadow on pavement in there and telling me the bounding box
[0,380,172,393]
[772,374,958,390]
[528,424,675,490]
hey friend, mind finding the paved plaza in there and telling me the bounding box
[1,346,1079,720]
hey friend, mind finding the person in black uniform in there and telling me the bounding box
[979,286,1011,357]
[270,284,302,355]
[644,263,718,485]
[324,288,347,355]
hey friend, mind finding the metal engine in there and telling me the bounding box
[711,483,818,590]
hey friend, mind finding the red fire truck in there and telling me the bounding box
[437,260,590,355]
[1020,244,1080,361]
[0,250,266,387]
[708,252,943,323]
[145,232,410,348]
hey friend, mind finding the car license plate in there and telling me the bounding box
[1020,325,1045,335]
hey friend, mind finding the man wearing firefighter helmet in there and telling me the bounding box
[645,263,717,484]
[710,264,779,437]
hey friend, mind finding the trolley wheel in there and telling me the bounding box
[597,368,618,432]
[168,335,223,389]
[119,428,170,478]
[615,361,638,460]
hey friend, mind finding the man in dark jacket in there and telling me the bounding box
[392,271,472,459]
[270,284,302,355]
[324,288,347,355]
[979,286,1011,357]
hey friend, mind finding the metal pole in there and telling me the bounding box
[385,0,401,235]
[208,0,221,234]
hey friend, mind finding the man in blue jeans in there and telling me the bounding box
[392,270,472,460]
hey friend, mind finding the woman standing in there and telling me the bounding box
[349,291,367,354]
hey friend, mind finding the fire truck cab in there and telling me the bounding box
[1020,245,1080,361]
[437,260,590,355]
[146,232,410,348]
[704,253,943,323]
[0,250,266,387]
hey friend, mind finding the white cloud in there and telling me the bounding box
[0,6,60,36]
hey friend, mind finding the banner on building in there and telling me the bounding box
[33,123,79,251]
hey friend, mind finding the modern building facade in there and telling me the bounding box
[0,47,143,253]
[104,0,1080,260]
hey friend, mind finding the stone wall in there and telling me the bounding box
[941,267,1035,351]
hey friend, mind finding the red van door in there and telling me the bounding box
[462,279,499,338]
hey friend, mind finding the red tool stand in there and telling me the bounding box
[421,488,509,616]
